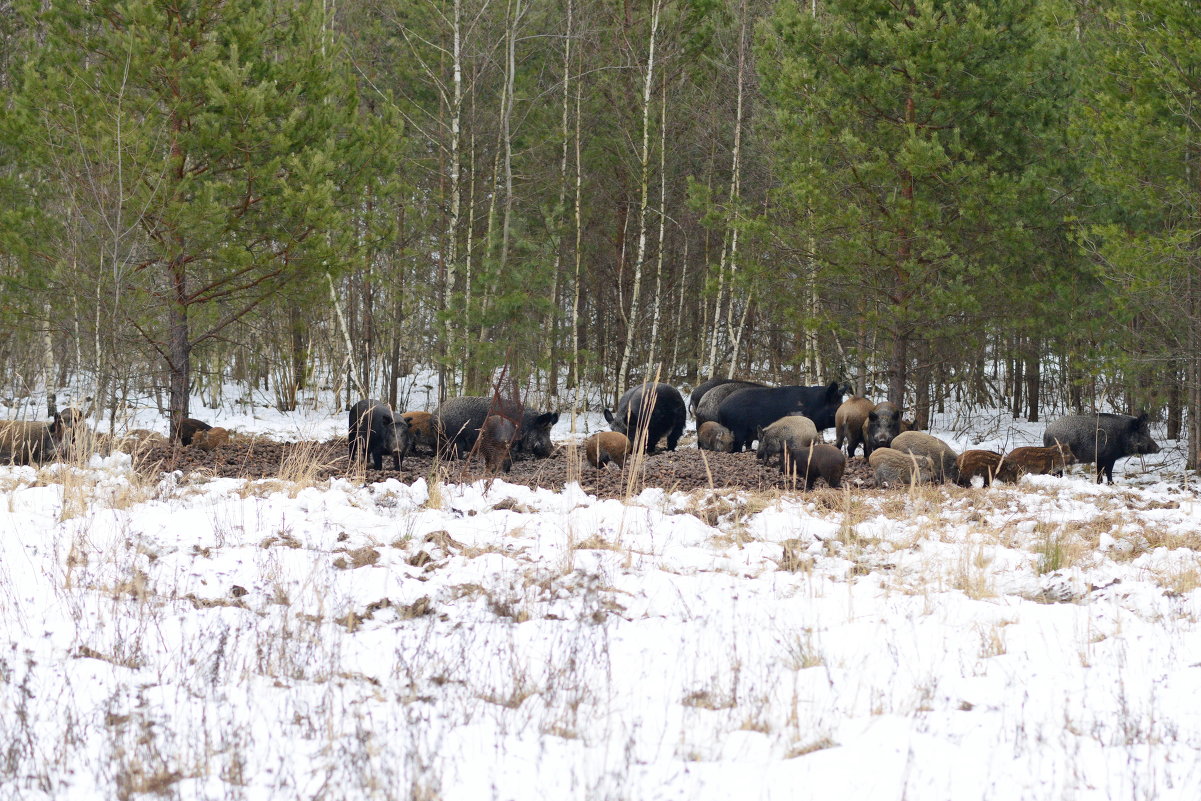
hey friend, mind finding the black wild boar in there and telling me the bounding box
[1042,413,1160,484]
[349,399,409,470]
[433,397,559,460]
[694,380,766,426]
[604,382,686,453]
[716,382,843,452]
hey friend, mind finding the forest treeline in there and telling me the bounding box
[0,1,1199,466]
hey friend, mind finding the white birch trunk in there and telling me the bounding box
[722,0,748,379]
[546,0,574,395]
[570,23,584,417]
[443,0,463,396]
[645,71,668,377]
[617,0,661,392]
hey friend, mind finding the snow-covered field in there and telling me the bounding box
[2,393,1200,799]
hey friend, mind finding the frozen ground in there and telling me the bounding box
[1,388,1199,799]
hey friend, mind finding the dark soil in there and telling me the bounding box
[128,437,881,499]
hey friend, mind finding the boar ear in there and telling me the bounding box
[603,409,614,424]
[533,412,557,429]
[1133,412,1149,428]
[826,381,840,398]
[868,410,878,421]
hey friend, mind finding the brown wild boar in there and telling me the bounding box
[191,427,230,450]
[178,418,212,446]
[756,416,819,468]
[834,397,874,457]
[0,420,58,465]
[956,450,1004,487]
[997,444,1077,483]
[869,447,937,487]
[585,431,632,469]
[891,431,959,484]
[697,421,735,453]
[780,442,847,489]
[402,411,437,455]
[479,414,518,473]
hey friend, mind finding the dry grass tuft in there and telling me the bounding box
[279,439,339,492]
[333,546,381,569]
[785,737,837,759]
[778,539,814,573]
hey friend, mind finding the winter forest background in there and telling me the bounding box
[1,0,1199,458]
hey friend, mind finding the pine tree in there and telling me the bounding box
[19,0,356,435]
[1076,0,1201,468]
[761,0,1066,407]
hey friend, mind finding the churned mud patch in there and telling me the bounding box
[129,437,883,497]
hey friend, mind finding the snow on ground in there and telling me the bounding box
[0,374,615,443]
[2,391,1201,799]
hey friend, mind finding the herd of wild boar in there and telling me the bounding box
[340,377,1161,488]
[0,377,1162,488]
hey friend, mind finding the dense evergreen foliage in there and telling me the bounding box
[1,0,1199,466]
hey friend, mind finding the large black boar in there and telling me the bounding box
[349,400,409,470]
[433,397,559,459]
[694,380,766,426]
[689,378,765,418]
[1043,413,1160,484]
[604,382,686,453]
[716,382,843,452]
[862,402,905,457]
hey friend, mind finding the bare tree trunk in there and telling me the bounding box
[913,341,931,430]
[42,302,56,417]
[711,0,749,380]
[888,330,908,408]
[570,32,583,401]
[1024,339,1040,422]
[168,262,190,440]
[547,0,574,399]
[670,235,689,377]
[645,70,668,377]
[441,0,464,403]
[499,0,521,273]
[617,0,661,392]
